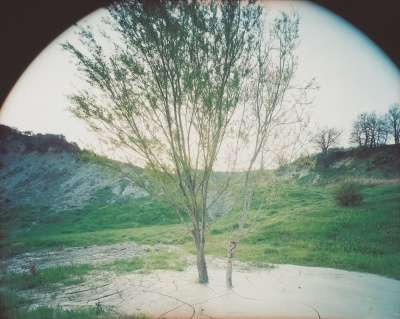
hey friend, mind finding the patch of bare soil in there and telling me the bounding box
[3,244,400,319]
[1,242,150,273]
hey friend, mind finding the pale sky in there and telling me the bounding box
[1,1,399,167]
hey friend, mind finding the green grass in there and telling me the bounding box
[100,257,145,273]
[202,182,400,278]
[0,291,149,319]
[68,188,181,228]
[100,250,187,274]
[3,224,189,257]
[1,190,181,236]
[0,189,188,257]
[77,149,123,172]
[0,264,93,290]
[140,250,187,272]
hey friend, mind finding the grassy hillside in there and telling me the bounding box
[1,126,399,280]
[205,181,400,278]
[3,177,399,279]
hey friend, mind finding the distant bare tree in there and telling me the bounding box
[375,116,390,146]
[386,103,400,144]
[312,127,342,154]
[350,112,389,148]
[350,118,363,147]
[350,113,367,147]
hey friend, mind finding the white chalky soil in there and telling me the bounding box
[3,244,400,319]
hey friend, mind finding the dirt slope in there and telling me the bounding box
[0,125,146,212]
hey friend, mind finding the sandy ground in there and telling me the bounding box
[3,244,400,319]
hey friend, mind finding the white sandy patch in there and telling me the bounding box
[3,244,399,318]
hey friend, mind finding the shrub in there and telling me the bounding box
[334,181,363,207]
[295,155,316,170]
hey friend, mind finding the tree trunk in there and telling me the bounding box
[193,229,209,284]
[226,172,252,288]
[196,244,208,284]
[226,240,237,288]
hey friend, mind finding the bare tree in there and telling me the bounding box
[386,103,400,144]
[375,116,390,146]
[350,119,363,147]
[350,113,367,147]
[312,127,342,154]
[224,12,315,288]
[63,0,267,284]
[350,112,389,148]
